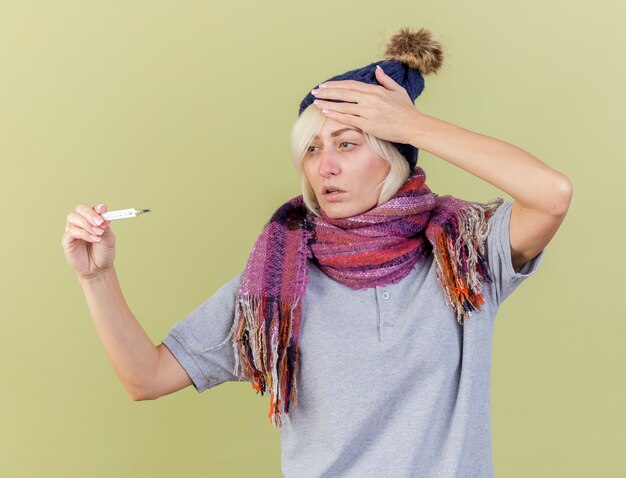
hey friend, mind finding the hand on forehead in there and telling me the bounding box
[311,66,421,146]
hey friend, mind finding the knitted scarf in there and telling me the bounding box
[227,166,503,427]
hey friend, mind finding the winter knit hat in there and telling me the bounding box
[298,27,444,172]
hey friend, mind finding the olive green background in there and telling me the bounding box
[1,1,623,476]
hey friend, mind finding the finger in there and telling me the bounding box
[313,99,361,116]
[66,211,104,237]
[76,203,105,227]
[319,79,374,93]
[312,87,362,103]
[374,65,402,91]
[93,203,112,229]
[318,109,366,130]
[65,223,102,243]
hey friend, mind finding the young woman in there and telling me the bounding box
[62,27,572,477]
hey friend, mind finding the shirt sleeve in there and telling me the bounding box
[161,270,245,393]
[484,200,546,309]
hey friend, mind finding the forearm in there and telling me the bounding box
[77,267,158,400]
[408,113,571,214]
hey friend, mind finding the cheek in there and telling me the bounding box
[302,162,319,191]
[360,157,389,181]
[301,160,314,182]
[361,161,389,202]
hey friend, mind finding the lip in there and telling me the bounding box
[322,191,345,202]
[323,185,345,194]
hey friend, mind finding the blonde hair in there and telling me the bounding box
[289,104,411,217]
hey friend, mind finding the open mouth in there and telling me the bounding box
[322,188,346,202]
[323,186,345,195]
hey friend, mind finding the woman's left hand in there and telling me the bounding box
[311,65,424,145]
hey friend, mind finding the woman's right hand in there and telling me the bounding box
[62,203,116,280]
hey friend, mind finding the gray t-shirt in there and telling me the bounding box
[162,200,545,477]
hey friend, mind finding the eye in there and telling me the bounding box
[306,141,356,154]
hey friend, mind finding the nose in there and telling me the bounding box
[317,147,340,177]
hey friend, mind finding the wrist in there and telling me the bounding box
[76,267,117,286]
[406,111,434,148]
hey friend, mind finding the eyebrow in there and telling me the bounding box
[313,127,362,139]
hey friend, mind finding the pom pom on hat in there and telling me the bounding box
[383,27,444,75]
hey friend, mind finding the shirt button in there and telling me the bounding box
[382,291,391,300]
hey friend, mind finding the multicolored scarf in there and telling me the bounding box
[227,166,503,427]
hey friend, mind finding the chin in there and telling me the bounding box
[320,203,371,219]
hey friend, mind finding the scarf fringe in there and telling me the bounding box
[232,295,302,427]
[431,198,503,324]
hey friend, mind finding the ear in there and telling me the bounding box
[375,65,402,91]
